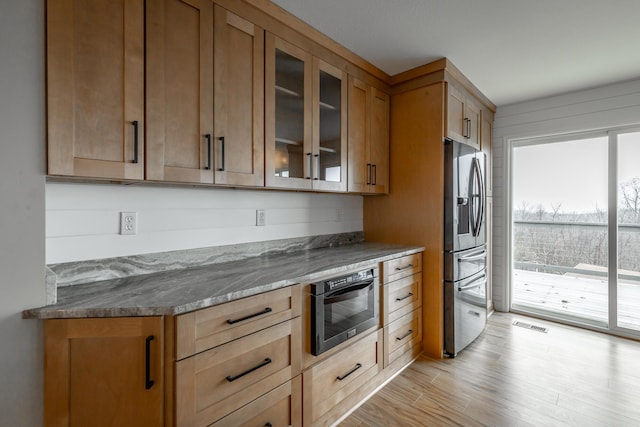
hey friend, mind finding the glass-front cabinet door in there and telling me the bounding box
[313,58,347,191]
[265,33,347,191]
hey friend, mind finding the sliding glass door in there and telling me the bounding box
[511,129,640,336]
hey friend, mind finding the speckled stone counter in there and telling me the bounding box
[23,242,423,319]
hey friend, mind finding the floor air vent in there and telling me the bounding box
[512,321,549,333]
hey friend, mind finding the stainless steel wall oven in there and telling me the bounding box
[310,267,379,355]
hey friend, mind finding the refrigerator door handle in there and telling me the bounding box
[470,157,484,238]
[476,157,485,238]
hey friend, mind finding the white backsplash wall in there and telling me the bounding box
[46,182,363,264]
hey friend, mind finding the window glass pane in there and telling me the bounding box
[512,136,609,326]
[617,131,640,330]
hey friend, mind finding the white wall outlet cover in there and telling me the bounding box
[256,209,266,226]
[120,212,138,235]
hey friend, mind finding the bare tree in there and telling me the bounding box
[551,202,562,221]
[620,177,640,224]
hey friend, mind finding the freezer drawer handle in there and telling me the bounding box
[396,329,414,341]
[457,276,487,292]
[458,252,487,262]
[395,292,414,302]
[468,310,481,317]
[227,307,273,324]
[336,363,362,381]
[226,358,272,382]
[395,263,414,271]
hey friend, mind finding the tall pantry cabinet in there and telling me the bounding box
[364,60,495,358]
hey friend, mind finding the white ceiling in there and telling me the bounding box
[271,0,640,106]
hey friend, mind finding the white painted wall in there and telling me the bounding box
[0,1,46,425]
[46,182,363,264]
[492,78,640,312]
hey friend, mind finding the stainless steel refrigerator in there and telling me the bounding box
[444,138,487,357]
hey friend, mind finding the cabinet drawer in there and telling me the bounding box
[384,307,422,367]
[303,330,380,425]
[176,319,301,427]
[211,376,301,427]
[176,285,300,360]
[383,273,422,325]
[382,253,422,283]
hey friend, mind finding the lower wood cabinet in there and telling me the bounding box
[44,317,164,427]
[41,253,426,427]
[302,329,381,426]
[384,307,422,367]
[210,376,301,427]
[175,319,301,426]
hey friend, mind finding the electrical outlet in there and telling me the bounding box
[120,212,138,235]
[256,209,266,226]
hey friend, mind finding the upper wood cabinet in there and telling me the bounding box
[47,0,145,180]
[347,77,390,194]
[265,34,348,192]
[447,82,480,150]
[146,0,214,184]
[44,317,164,426]
[146,2,264,187]
[213,5,265,187]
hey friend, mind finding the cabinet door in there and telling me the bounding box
[465,98,481,150]
[312,59,348,192]
[146,0,214,184]
[47,0,144,180]
[370,87,390,194]
[44,317,164,427]
[447,83,466,143]
[265,34,313,190]
[214,6,265,187]
[347,76,371,193]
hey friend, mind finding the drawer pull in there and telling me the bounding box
[226,307,273,324]
[336,363,362,381]
[396,329,414,342]
[395,292,414,302]
[145,335,155,390]
[265,424,272,427]
[226,358,272,382]
[395,263,414,271]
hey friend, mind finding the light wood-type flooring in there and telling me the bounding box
[339,312,640,426]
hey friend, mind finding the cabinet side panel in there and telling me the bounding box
[364,83,446,358]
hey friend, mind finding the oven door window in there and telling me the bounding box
[323,280,375,340]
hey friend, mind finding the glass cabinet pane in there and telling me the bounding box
[318,70,342,182]
[274,49,305,179]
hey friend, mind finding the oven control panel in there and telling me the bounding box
[311,268,376,295]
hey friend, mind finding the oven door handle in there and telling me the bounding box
[323,280,374,304]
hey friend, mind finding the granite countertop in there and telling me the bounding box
[23,242,423,319]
